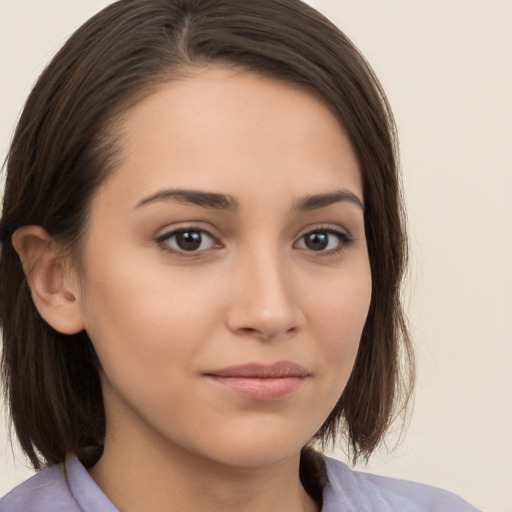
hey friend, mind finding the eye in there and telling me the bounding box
[295,228,353,253]
[157,228,218,253]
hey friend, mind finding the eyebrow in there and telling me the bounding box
[135,187,363,212]
[136,189,240,211]
[294,190,364,211]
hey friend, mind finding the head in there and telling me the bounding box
[0,0,412,470]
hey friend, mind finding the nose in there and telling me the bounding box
[225,246,305,341]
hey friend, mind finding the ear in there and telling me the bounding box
[11,226,85,335]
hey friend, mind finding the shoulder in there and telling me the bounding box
[0,455,118,512]
[0,463,80,512]
[322,456,482,512]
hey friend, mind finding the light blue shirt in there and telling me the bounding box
[0,455,481,511]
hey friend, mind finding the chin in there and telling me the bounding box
[207,446,302,469]
[189,428,312,469]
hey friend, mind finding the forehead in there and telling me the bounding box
[97,67,362,210]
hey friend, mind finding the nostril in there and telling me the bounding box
[237,327,273,341]
[240,327,257,335]
[236,325,298,341]
[226,294,305,340]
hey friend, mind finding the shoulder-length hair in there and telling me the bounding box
[0,0,413,469]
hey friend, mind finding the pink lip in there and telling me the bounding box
[205,361,310,401]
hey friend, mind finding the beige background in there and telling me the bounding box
[1,1,511,511]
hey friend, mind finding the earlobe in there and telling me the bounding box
[11,226,85,335]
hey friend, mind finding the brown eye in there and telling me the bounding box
[175,230,203,251]
[160,229,216,253]
[295,229,353,253]
[304,232,329,251]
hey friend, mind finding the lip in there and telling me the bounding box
[204,361,310,401]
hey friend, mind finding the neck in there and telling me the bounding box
[88,431,319,512]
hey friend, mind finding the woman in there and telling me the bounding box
[0,0,480,510]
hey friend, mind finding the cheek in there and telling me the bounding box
[78,253,225,386]
[306,260,372,381]
[309,258,372,339]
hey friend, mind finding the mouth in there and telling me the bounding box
[204,361,310,401]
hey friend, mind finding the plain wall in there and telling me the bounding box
[1,1,511,511]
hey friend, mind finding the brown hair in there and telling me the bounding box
[0,0,413,470]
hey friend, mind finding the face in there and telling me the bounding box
[74,67,372,469]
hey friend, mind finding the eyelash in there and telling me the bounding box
[294,226,354,256]
[155,225,354,257]
[156,227,220,255]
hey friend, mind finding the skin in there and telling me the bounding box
[15,67,372,512]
